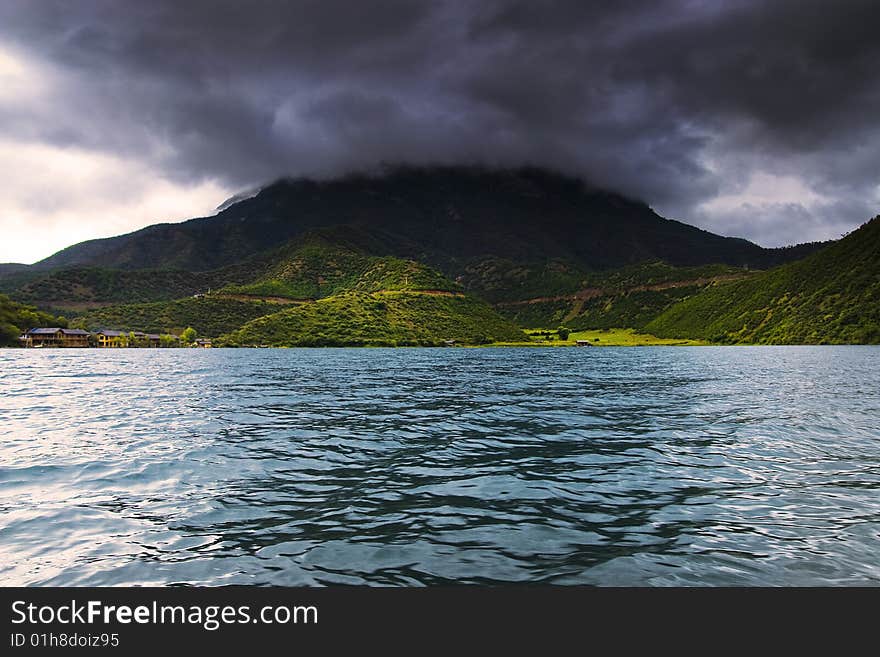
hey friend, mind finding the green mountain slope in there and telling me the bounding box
[501,288,701,330]
[218,291,526,347]
[646,217,880,344]
[72,297,287,337]
[0,294,67,346]
[2,233,458,311]
[68,246,481,341]
[218,236,458,299]
[0,267,217,309]
[495,261,753,328]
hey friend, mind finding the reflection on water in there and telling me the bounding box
[0,346,878,585]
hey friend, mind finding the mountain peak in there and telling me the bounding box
[31,165,818,274]
[215,186,263,213]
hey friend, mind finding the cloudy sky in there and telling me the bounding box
[1,0,878,263]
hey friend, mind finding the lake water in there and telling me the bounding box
[0,347,878,586]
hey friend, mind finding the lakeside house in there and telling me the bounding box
[575,339,593,347]
[94,329,126,347]
[20,328,91,348]
[21,328,181,348]
[195,338,213,348]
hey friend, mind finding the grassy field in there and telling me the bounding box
[567,328,706,346]
[490,327,707,347]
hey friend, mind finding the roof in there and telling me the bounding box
[146,334,161,339]
[28,327,62,334]
[96,329,125,337]
[60,329,90,336]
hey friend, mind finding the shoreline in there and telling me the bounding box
[6,343,879,350]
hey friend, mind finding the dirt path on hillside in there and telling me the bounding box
[211,294,313,304]
[39,300,117,310]
[212,289,464,304]
[398,289,464,297]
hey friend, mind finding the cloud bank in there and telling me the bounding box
[1,0,878,262]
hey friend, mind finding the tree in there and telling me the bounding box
[181,327,197,344]
[557,326,571,341]
[0,322,19,346]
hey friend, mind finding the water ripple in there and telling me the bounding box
[0,346,878,585]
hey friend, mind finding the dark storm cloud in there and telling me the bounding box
[1,0,878,245]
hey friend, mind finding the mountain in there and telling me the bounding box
[31,166,819,282]
[646,217,880,344]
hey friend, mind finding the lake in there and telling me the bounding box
[1,346,878,586]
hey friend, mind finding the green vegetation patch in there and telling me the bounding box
[218,291,526,347]
[461,257,589,303]
[568,288,699,331]
[647,217,880,344]
[579,261,745,291]
[499,287,708,330]
[2,267,220,308]
[493,261,753,328]
[497,299,578,329]
[0,294,67,346]
[220,240,459,300]
[73,296,287,337]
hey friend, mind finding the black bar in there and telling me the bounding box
[1,587,876,651]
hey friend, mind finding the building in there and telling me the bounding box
[94,329,126,347]
[195,338,213,348]
[147,333,162,347]
[21,328,90,348]
[575,340,593,347]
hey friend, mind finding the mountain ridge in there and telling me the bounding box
[30,166,824,276]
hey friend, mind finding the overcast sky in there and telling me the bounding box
[1,0,878,263]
